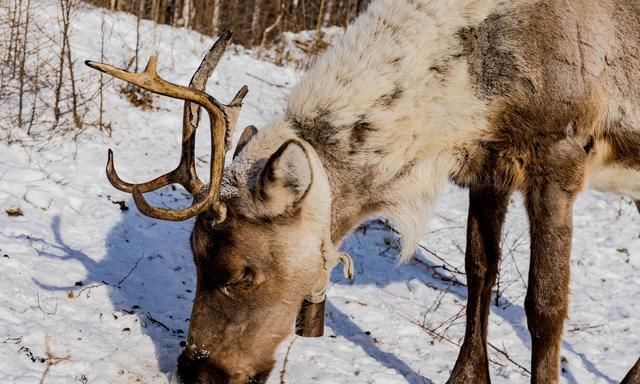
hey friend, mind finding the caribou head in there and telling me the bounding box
[86,32,350,384]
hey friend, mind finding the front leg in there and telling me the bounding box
[524,138,586,383]
[622,358,640,384]
[447,187,511,384]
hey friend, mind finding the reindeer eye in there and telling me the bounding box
[226,267,255,287]
[239,267,255,285]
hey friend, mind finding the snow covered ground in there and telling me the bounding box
[1,3,639,384]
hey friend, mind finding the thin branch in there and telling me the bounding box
[418,244,465,276]
[116,254,144,287]
[279,336,297,384]
[487,341,531,375]
[39,335,71,384]
[146,312,170,331]
[395,310,530,377]
[245,72,288,89]
[36,292,58,315]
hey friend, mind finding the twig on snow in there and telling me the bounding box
[567,323,606,333]
[146,312,170,331]
[412,255,466,286]
[75,282,106,299]
[395,310,532,377]
[72,254,145,299]
[430,305,466,339]
[245,72,288,89]
[417,245,465,276]
[36,292,58,315]
[2,336,22,344]
[38,335,71,384]
[116,254,144,287]
[487,341,531,375]
[279,336,297,384]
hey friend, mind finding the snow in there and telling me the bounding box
[1,2,639,384]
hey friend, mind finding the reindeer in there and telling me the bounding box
[86,0,640,383]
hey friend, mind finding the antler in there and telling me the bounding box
[86,31,248,222]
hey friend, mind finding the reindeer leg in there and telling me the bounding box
[622,358,640,384]
[447,187,511,384]
[524,187,573,384]
[524,138,586,384]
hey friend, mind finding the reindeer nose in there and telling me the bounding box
[177,350,272,384]
[176,352,201,383]
[244,375,270,384]
[177,351,262,384]
[177,351,225,384]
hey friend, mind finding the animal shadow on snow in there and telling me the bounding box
[330,221,616,384]
[33,191,197,374]
[32,190,613,383]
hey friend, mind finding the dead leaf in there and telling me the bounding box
[5,207,23,217]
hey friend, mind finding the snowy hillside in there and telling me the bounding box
[1,3,639,384]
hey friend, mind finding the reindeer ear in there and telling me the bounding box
[256,140,313,216]
[233,125,258,159]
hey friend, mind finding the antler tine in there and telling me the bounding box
[179,31,235,195]
[87,31,247,222]
[229,85,249,107]
[102,32,235,196]
[106,148,191,194]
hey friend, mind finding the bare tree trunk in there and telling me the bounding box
[17,0,31,127]
[11,0,23,79]
[98,14,109,135]
[211,0,220,35]
[323,0,335,27]
[275,0,284,39]
[316,0,325,31]
[65,22,81,129]
[134,0,143,71]
[301,0,307,30]
[53,0,69,128]
[251,0,263,45]
[181,0,190,28]
[52,0,80,129]
[313,0,326,48]
[26,56,38,135]
[229,0,239,36]
[0,10,6,90]
[173,0,180,27]
[74,0,365,48]
[260,3,284,52]
[150,0,159,23]
[5,1,17,75]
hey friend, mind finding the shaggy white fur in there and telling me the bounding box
[286,0,500,260]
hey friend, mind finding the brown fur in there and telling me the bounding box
[449,1,640,383]
[178,213,312,383]
[448,187,511,382]
[167,1,640,382]
[176,139,327,383]
[622,358,640,384]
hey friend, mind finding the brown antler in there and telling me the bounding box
[86,32,248,222]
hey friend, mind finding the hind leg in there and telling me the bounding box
[524,137,587,383]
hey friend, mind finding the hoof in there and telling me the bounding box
[447,360,490,384]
